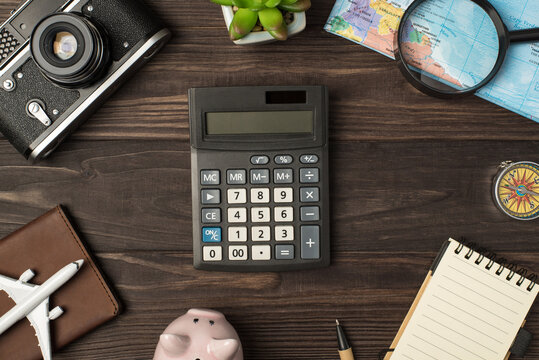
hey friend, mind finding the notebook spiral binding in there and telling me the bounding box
[454,239,537,292]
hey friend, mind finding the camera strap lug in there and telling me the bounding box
[27,101,52,127]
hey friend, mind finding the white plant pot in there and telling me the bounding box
[221,6,306,45]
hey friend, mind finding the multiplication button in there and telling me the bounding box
[300,187,319,202]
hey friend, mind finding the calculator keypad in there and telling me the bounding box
[199,153,323,265]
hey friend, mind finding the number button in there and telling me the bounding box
[227,188,247,204]
[227,169,247,185]
[275,225,294,241]
[251,188,270,203]
[228,208,247,223]
[252,245,271,261]
[250,155,269,165]
[201,170,220,185]
[274,207,294,222]
[251,207,271,223]
[229,245,248,261]
[252,226,271,241]
[250,169,270,184]
[203,246,222,261]
[300,168,319,183]
[300,187,319,202]
[274,188,293,203]
[274,155,293,164]
[300,154,319,164]
[274,169,293,184]
[228,226,247,242]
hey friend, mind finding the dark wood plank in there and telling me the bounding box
[0,140,536,253]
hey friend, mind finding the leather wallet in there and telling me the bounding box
[0,206,121,359]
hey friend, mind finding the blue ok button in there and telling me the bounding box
[202,227,221,243]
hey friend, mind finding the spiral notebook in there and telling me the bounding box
[386,238,538,360]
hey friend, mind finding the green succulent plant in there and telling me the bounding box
[211,0,311,41]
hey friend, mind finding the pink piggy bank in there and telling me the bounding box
[154,309,243,360]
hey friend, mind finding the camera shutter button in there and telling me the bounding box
[27,101,52,127]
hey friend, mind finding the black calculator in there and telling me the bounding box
[189,86,330,271]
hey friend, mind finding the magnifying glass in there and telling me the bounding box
[395,0,539,98]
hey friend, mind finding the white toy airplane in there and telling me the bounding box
[0,260,84,360]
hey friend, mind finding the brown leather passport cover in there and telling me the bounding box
[0,206,120,359]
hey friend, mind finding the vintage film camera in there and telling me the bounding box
[0,0,171,161]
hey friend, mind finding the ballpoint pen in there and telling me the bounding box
[336,319,355,360]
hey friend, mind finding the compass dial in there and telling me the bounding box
[494,161,539,220]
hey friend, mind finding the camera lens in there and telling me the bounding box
[53,31,78,61]
[31,13,111,88]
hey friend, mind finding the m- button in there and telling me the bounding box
[201,170,220,185]
[250,169,270,184]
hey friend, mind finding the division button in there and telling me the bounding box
[300,187,319,202]
[252,245,271,261]
[250,169,270,184]
[274,169,293,184]
[300,168,319,183]
[202,208,221,223]
[275,245,295,260]
[301,225,320,259]
[250,155,270,165]
[201,189,220,204]
[274,155,293,164]
[300,154,319,164]
[301,206,320,221]
[203,246,222,261]
[202,227,222,242]
[201,170,220,185]
[227,169,247,185]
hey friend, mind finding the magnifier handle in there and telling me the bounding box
[509,28,539,43]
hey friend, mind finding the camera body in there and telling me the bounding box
[0,0,171,161]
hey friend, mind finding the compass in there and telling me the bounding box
[493,161,539,221]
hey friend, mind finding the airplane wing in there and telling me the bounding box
[0,274,35,303]
[26,298,52,360]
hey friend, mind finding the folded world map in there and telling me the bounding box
[325,0,539,123]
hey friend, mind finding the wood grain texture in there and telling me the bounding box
[0,0,537,359]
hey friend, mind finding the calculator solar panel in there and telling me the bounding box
[189,86,330,271]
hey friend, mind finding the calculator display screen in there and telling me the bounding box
[205,111,313,135]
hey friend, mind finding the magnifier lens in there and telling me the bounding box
[399,0,500,94]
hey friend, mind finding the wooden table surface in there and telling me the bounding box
[0,1,538,359]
